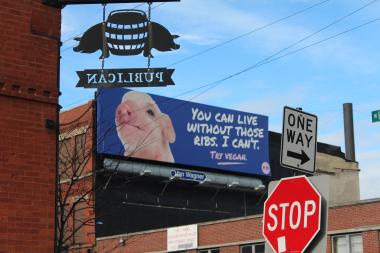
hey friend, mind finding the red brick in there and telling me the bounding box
[0,0,60,252]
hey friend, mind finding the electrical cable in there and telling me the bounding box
[60,0,328,53]
[59,0,334,108]
[167,0,331,67]
[95,15,380,154]
[61,3,380,161]
[61,0,375,110]
[58,19,380,245]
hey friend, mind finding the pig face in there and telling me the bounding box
[115,91,176,163]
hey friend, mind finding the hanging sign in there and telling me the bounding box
[74,9,179,88]
[76,68,174,88]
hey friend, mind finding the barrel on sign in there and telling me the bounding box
[105,10,149,56]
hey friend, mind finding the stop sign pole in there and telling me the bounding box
[263,176,328,253]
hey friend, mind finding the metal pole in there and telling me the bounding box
[343,103,356,161]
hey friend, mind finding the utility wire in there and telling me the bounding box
[167,0,331,67]
[94,15,380,148]
[61,1,379,120]
[61,17,380,202]
[184,16,380,105]
[60,0,334,107]
[60,0,365,108]
[62,14,380,124]
[163,0,379,103]
[61,0,328,53]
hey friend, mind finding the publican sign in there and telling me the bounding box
[76,68,174,88]
[73,8,180,88]
[97,88,270,176]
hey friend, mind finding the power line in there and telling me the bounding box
[62,17,380,194]
[61,0,329,53]
[102,15,380,141]
[60,0,334,107]
[60,0,360,107]
[167,0,331,67]
[61,1,379,115]
[164,0,379,103]
[185,16,380,105]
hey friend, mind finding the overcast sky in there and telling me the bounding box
[60,0,380,200]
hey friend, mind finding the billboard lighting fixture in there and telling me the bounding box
[227,181,239,188]
[169,174,179,181]
[119,238,126,246]
[140,169,152,176]
[254,184,266,192]
[199,178,212,185]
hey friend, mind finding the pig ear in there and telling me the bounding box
[172,35,179,39]
[160,114,176,143]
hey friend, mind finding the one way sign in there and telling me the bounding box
[280,106,318,174]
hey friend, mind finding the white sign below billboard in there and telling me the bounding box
[167,224,198,252]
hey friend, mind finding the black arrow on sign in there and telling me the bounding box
[287,150,310,165]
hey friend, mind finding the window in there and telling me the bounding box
[199,249,220,253]
[74,133,86,174]
[73,201,86,244]
[59,138,72,180]
[241,243,265,253]
[332,234,363,253]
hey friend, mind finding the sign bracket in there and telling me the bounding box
[43,0,180,8]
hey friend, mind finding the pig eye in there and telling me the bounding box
[147,109,155,117]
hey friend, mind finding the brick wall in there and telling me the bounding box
[362,231,380,253]
[59,101,96,252]
[0,0,60,252]
[96,199,380,253]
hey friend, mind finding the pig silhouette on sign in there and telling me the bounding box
[115,91,176,163]
[143,22,180,58]
[72,9,180,59]
[73,23,109,59]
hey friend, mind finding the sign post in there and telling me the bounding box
[372,109,380,123]
[263,175,328,253]
[280,106,317,174]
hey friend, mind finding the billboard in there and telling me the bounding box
[97,88,270,176]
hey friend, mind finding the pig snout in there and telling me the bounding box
[172,43,180,50]
[73,45,81,52]
[115,103,135,125]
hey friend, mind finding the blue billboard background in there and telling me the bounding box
[97,88,270,176]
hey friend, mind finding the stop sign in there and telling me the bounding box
[263,176,321,253]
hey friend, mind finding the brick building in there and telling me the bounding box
[95,198,380,253]
[59,101,95,253]
[0,1,60,252]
